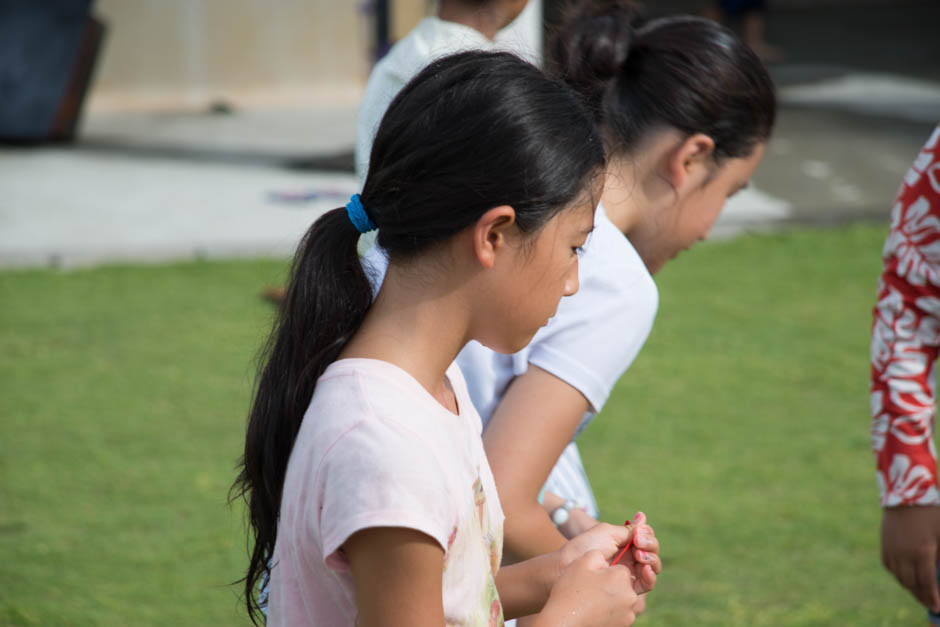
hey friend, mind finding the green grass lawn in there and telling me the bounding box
[0,224,926,625]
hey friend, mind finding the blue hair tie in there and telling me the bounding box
[345,194,376,233]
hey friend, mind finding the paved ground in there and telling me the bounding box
[0,106,360,268]
[1,1,938,268]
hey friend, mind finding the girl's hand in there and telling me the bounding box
[537,551,638,627]
[558,512,661,595]
[617,511,661,595]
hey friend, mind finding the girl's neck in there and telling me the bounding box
[437,2,505,40]
[600,157,648,235]
[339,262,472,413]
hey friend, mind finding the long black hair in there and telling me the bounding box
[230,50,605,624]
[550,0,776,161]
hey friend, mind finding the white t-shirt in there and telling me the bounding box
[268,359,505,626]
[355,17,495,183]
[459,204,658,434]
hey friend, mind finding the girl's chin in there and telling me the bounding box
[508,331,540,355]
[478,325,544,355]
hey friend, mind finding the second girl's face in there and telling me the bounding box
[636,142,766,274]
[488,199,596,354]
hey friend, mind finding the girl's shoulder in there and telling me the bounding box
[313,359,477,436]
[315,359,432,418]
[297,360,468,486]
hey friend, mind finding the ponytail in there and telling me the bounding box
[232,207,373,624]
[231,50,605,624]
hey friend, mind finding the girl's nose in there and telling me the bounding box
[563,260,580,297]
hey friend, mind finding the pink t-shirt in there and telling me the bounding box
[267,358,505,626]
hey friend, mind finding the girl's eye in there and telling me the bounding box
[574,246,586,256]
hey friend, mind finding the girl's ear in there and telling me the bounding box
[472,205,517,269]
[667,133,716,195]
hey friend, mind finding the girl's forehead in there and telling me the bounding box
[559,199,596,232]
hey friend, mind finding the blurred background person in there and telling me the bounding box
[702,0,782,61]
[472,4,773,622]
[355,0,530,182]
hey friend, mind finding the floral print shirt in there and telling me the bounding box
[871,124,940,507]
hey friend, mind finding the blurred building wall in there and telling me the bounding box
[86,0,544,112]
[89,0,372,111]
[392,0,429,41]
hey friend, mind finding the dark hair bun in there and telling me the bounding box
[549,0,644,102]
[551,4,776,161]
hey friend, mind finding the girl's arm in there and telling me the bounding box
[346,525,572,624]
[345,527,446,627]
[483,365,595,561]
[495,550,560,618]
[348,523,657,626]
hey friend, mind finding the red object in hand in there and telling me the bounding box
[610,519,634,566]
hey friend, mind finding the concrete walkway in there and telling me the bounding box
[0,145,358,268]
[0,105,360,268]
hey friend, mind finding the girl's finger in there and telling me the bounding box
[634,564,657,594]
[633,547,662,575]
[634,526,659,553]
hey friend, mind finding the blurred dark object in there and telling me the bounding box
[373,0,391,61]
[284,152,356,173]
[0,0,106,143]
[704,0,783,62]
[208,100,235,115]
[544,0,575,35]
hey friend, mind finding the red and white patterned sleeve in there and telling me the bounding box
[871,125,940,507]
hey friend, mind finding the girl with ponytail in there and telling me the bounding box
[455,0,776,608]
[232,50,660,627]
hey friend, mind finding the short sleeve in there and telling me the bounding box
[526,234,658,413]
[316,417,455,570]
